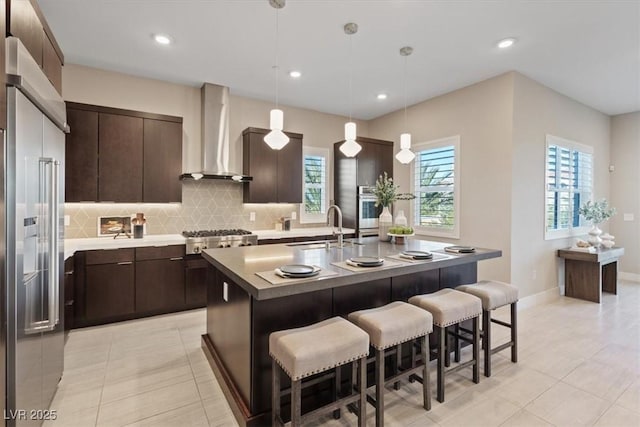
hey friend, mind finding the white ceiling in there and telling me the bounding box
[38,0,640,119]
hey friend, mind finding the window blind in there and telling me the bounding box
[414,145,455,229]
[303,155,326,214]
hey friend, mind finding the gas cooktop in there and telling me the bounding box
[182,229,253,238]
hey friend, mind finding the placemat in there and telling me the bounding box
[331,259,404,272]
[387,253,450,263]
[256,268,339,285]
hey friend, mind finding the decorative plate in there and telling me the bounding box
[279,264,316,275]
[401,250,433,259]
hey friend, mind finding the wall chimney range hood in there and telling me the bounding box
[180,83,252,182]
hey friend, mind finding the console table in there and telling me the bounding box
[557,247,624,303]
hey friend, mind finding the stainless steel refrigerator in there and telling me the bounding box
[5,37,66,426]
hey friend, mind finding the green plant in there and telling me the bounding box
[578,199,616,224]
[374,172,415,207]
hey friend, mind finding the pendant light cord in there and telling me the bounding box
[274,7,280,109]
[349,34,353,122]
[403,54,408,129]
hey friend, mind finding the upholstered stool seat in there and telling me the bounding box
[457,280,518,377]
[409,289,482,402]
[270,317,369,426]
[349,302,433,426]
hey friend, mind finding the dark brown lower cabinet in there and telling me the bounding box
[85,261,135,322]
[185,256,208,308]
[135,258,185,314]
[63,257,74,333]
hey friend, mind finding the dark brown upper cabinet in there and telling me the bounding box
[143,119,183,203]
[65,103,183,203]
[7,0,64,95]
[242,127,303,203]
[65,108,98,202]
[99,113,144,202]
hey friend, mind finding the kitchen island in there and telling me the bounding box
[201,237,501,426]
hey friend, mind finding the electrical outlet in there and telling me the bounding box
[291,211,297,220]
[624,213,634,221]
[249,212,256,222]
[64,215,70,226]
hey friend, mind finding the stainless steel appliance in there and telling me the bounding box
[183,229,258,254]
[358,186,380,237]
[5,38,67,426]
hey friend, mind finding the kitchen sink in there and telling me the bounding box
[287,239,364,249]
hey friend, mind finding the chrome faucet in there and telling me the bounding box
[326,205,343,248]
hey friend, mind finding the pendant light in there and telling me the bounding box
[395,46,415,164]
[339,22,361,157]
[264,0,289,150]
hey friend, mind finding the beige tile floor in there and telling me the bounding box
[46,280,640,427]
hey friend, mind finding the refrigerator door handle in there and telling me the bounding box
[25,158,59,334]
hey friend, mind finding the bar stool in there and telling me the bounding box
[348,301,433,427]
[269,317,369,427]
[456,280,518,377]
[409,289,482,403]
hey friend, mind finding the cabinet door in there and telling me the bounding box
[8,0,43,66]
[65,108,98,202]
[64,256,74,331]
[276,136,302,203]
[185,257,208,307]
[143,119,182,202]
[376,142,394,180]
[42,30,62,95]
[243,131,278,203]
[136,258,185,313]
[85,262,135,321]
[98,113,143,202]
[356,141,379,186]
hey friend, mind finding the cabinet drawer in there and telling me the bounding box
[85,248,134,265]
[135,245,185,261]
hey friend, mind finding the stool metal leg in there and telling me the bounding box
[394,344,402,390]
[291,379,302,426]
[454,323,461,363]
[375,348,384,427]
[334,366,342,419]
[511,302,518,363]
[422,335,431,411]
[472,316,480,384]
[358,357,367,427]
[444,326,451,368]
[272,360,280,427]
[437,326,445,403]
[483,309,491,377]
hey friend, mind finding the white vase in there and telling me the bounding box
[395,210,408,226]
[379,206,393,242]
[587,224,603,248]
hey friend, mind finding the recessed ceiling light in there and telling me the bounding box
[377,93,388,100]
[497,38,516,49]
[154,34,172,45]
[289,70,302,78]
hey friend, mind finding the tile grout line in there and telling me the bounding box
[177,322,213,425]
[93,330,114,427]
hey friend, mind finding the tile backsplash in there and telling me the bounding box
[65,180,317,238]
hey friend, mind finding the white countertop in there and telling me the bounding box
[63,227,356,259]
[250,227,356,240]
[64,234,186,259]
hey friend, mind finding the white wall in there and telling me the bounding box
[610,112,640,276]
[511,73,611,297]
[369,73,515,283]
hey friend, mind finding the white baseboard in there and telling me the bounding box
[517,286,561,311]
[620,272,640,282]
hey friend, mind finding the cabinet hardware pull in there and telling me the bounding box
[117,261,133,265]
[170,257,183,261]
[65,271,74,275]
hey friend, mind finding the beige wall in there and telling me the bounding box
[610,112,640,275]
[62,64,367,235]
[511,73,611,297]
[369,73,515,283]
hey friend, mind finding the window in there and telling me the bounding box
[300,147,329,223]
[411,136,460,238]
[545,135,593,239]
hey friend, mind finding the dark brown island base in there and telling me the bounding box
[201,237,501,426]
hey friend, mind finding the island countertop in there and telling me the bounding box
[202,237,501,300]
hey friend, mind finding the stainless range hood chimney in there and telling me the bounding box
[180,83,252,182]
